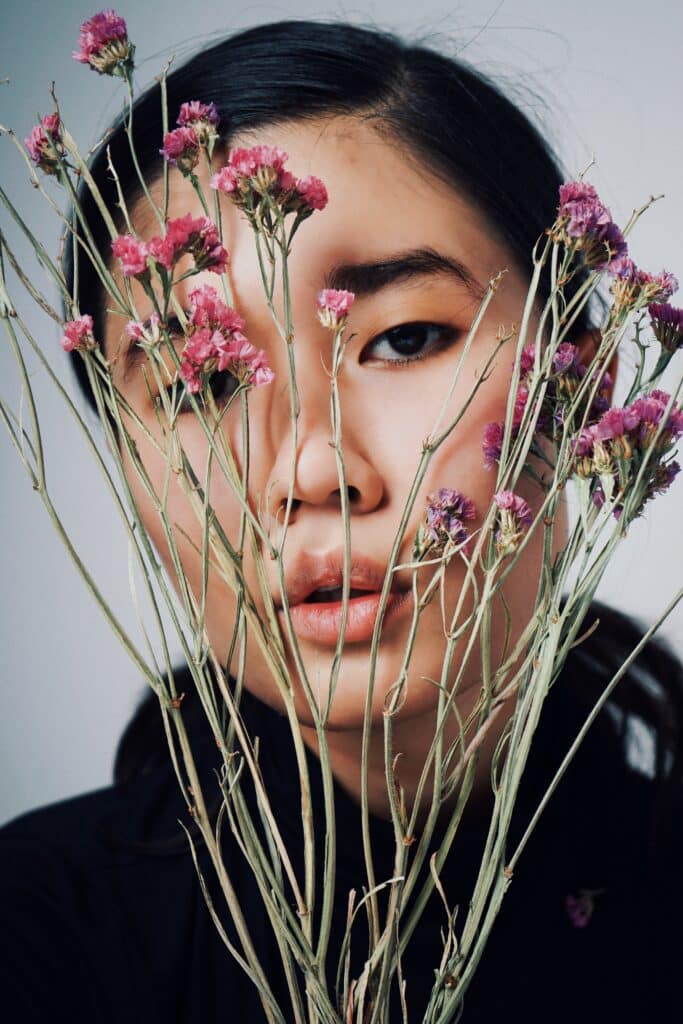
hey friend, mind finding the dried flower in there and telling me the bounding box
[210,145,328,223]
[176,100,220,145]
[555,180,627,269]
[160,126,200,175]
[649,302,683,354]
[73,9,134,76]
[125,313,160,344]
[111,234,149,277]
[571,390,683,518]
[609,257,678,310]
[414,488,477,558]
[316,289,355,330]
[24,113,63,175]
[177,285,273,396]
[493,490,533,556]
[147,214,228,274]
[61,314,96,353]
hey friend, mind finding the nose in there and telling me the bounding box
[264,343,384,527]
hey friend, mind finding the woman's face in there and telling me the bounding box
[103,115,566,736]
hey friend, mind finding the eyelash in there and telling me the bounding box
[155,318,460,414]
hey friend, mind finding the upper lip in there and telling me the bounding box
[274,547,409,608]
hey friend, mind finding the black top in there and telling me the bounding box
[1,656,681,1022]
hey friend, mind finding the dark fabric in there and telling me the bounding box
[1,661,680,1022]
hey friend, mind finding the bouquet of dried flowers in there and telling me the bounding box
[1,11,682,1023]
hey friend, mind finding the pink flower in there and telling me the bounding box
[73,9,133,76]
[493,490,533,555]
[188,285,245,333]
[24,113,63,175]
[482,421,504,470]
[112,234,149,277]
[160,126,199,174]
[210,165,239,194]
[125,313,160,343]
[148,214,228,274]
[295,175,328,211]
[493,490,533,525]
[61,315,96,353]
[609,258,679,308]
[316,289,355,330]
[177,100,220,130]
[556,180,627,269]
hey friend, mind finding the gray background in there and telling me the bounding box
[1,0,682,825]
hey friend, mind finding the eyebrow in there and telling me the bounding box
[119,246,483,383]
[323,246,485,300]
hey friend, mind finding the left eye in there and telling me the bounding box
[362,321,460,364]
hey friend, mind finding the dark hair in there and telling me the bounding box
[62,20,681,873]
[63,17,595,419]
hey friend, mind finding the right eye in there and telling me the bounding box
[165,369,240,415]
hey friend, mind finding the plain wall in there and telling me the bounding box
[1,0,682,825]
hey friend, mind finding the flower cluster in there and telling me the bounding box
[481,341,611,470]
[555,180,678,314]
[555,181,627,270]
[61,314,97,353]
[24,113,63,176]
[414,488,477,559]
[112,214,228,278]
[125,313,161,345]
[316,289,355,331]
[609,258,678,311]
[649,302,683,354]
[178,285,273,395]
[573,389,683,518]
[492,491,533,557]
[72,8,133,76]
[161,100,221,175]
[210,145,328,227]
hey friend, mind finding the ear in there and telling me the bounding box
[573,327,618,405]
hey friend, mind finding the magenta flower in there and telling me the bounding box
[61,315,96,353]
[187,285,245,333]
[177,101,220,144]
[147,214,228,274]
[493,490,533,556]
[210,145,328,222]
[160,126,199,175]
[295,175,329,212]
[73,9,133,76]
[556,180,627,269]
[609,257,678,308]
[111,234,149,277]
[24,113,63,175]
[565,891,594,928]
[649,302,683,353]
[316,289,355,330]
[572,390,683,518]
[482,421,504,470]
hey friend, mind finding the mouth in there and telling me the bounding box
[278,585,413,646]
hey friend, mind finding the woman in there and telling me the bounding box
[1,18,681,1021]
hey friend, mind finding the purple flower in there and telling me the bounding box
[649,302,683,353]
[493,490,533,555]
[556,180,627,269]
[422,488,477,556]
[609,258,679,308]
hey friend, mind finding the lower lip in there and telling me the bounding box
[278,589,413,646]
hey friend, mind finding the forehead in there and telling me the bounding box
[104,115,519,362]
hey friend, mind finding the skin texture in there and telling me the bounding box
[102,115,612,823]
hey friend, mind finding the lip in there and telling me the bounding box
[273,546,413,646]
[278,587,414,646]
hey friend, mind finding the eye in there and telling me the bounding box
[362,321,460,365]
